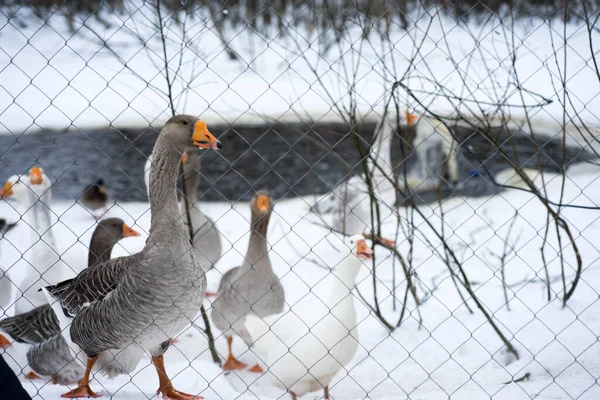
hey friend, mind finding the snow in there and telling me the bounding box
[1,2,600,399]
[0,3,599,141]
[1,163,600,399]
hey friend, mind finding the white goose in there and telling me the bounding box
[244,234,373,400]
[312,115,397,244]
[0,167,73,314]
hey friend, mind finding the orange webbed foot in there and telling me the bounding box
[222,357,247,371]
[248,363,264,373]
[158,388,203,400]
[25,371,43,381]
[61,384,101,398]
[205,291,217,298]
[0,334,11,348]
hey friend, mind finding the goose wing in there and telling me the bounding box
[0,304,58,344]
[44,253,140,319]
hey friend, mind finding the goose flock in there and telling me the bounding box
[0,114,408,400]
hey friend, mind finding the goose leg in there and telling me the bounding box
[0,333,10,348]
[25,371,43,380]
[324,385,330,399]
[248,363,264,373]
[222,336,246,370]
[289,391,298,400]
[153,355,203,400]
[61,356,100,398]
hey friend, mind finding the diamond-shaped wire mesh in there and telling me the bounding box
[0,1,599,399]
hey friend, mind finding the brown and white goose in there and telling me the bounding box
[0,218,140,385]
[43,116,221,399]
[211,190,284,372]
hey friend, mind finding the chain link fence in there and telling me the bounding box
[1,1,600,399]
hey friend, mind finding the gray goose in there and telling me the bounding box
[211,190,285,372]
[43,116,221,399]
[180,149,222,294]
[0,218,140,385]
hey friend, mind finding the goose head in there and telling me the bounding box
[95,179,106,194]
[404,109,420,126]
[96,217,141,242]
[250,190,273,227]
[28,166,52,197]
[346,234,373,261]
[162,115,221,152]
[0,175,30,203]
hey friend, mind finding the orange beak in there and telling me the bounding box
[0,181,13,199]
[192,121,221,150]
[29,167,44,185]
[404,109,419,126]
[256,195,270,212]
[182,151,189,165]
[356,239,374,260]
[122,223,141,238]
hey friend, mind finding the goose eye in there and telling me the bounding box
[182,120,189,126]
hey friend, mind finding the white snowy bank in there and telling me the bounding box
[0,3,598,143]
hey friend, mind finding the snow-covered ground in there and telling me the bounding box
[1,2,600,399]
[1,162,600,399]
[0,3,599,143]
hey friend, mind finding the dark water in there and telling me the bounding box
[0,121,594,204]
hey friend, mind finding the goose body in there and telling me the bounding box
[0,218,140,385]
[211,190,284,371]
[43,116,220,398]
[407,112,460,189]
[312,115,397,244]
[146,149,222,272]
[0,169,72,314]
[245,235,373,399]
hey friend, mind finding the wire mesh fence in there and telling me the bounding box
[0,0,599,399]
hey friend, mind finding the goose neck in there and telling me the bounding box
[28,191,57,248]
[328,256,362,307]
[242,217,270,270]
[147,138,187,246]
[88,234,117,268]
[182,155,200,205]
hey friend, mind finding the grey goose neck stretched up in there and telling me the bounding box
[211,190,285,372]
[43,116,221,399]
[0,218,140,386]
[181,149,223,280]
